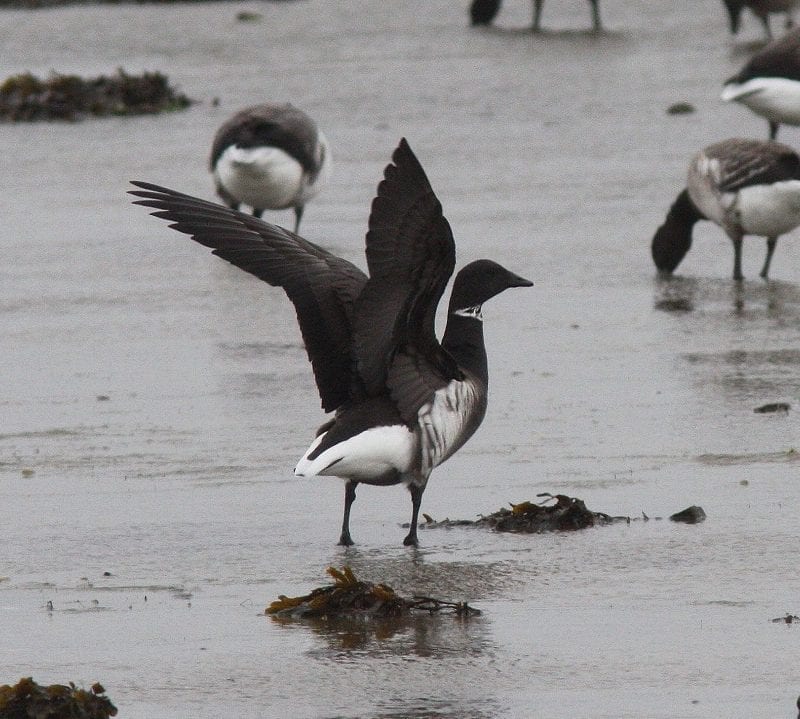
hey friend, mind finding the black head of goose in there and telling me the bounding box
[651,137,800,280]
[470,0,602,32]
[209,102,331,233]
[132,139,532,547]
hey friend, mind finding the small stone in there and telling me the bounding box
[754,402,790,413]
[670,505,706,524]
[667,102,695,115]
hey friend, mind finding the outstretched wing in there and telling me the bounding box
[130,182,367,412]
[352,139,461,424]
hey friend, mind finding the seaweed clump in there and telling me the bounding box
[480,494,614,532]
[0,677,117,719]
[267,566,480,620]
[0,69,193,122]
[421,493,621,534]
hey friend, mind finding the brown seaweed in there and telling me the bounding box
[419,493,706,533]
[0,678,117,719]
[267,566,480,620]
[421,493,625,533]
[0,70,193,122]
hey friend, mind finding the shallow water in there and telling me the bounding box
[2,1,800,717]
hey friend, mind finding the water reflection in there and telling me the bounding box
[326,697,501,719]
[274,610,489,658]
[653,275,697,313]
[653,275,800,319]
[682,348,800,402]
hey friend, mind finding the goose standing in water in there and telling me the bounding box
[651,138,800,280]
[210,103,331,233]
[722,28,800,139]
[132,139,532,547]
[470,0,602,32]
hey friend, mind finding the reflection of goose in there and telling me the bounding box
[722,28,800,139]
[210,103,331,232]
[652,138,800,280]
[470,0,601,32]
[132,139,532,547]
[721,0,799,39]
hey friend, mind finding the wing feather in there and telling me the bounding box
[352,139,461,423]
[708,139,800,193]
[130,181,367,412]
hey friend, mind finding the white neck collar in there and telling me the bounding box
[454,305,483,321]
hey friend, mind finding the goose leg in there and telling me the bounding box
[769,121,779,140]
[402,483,424,547]
[760,236,778,279]
[533,0,544,31]
[589,0,601,32]
[252,208,264,219]
[293,205,304,233]
[731,234,744,281]
[338,481,357,546]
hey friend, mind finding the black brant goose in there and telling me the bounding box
[722,0,799,39]
[651,137,800,280]
[131,139,532,547]
[470,0,601,32]
[722,27,800,139]
[209,103,331,233]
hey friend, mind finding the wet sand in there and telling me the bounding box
[2,1,800,717]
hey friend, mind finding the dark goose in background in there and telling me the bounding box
[721,0,799,40]
[132,139,532,547]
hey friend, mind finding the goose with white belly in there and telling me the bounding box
[132,139,532,547]
[210,103,331,232]
[722,28,800,139]
[652,138,800,280]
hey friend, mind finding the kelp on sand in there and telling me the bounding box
[267,566,481,620]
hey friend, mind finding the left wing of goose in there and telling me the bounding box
[130,181,368,412]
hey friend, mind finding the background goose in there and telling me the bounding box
[209,103,331,232]
[470,0,602,32]
[721,27,800,138]
[722,0,799,40]
[132,139,532,547]
[651,137,800,280]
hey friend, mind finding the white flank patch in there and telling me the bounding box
[688,155,727,226]
[294,424,415,480]
[734,180,800,236]
[214,145,304,210]
[721,78,800,125]
[417,377,481,476]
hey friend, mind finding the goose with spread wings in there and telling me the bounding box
[131,139,532,546]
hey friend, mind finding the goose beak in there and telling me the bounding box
[506,271,533,288]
